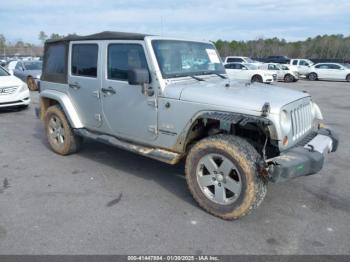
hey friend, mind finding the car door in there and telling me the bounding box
[268,64,281,79]
[315,64,329,79]
[327,64,345,80]
[101,41,157,142]
[67,41,103,129]
[298,60,311,75]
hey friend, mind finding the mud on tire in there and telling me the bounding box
[185,134,267,220]
[44,105,82,155]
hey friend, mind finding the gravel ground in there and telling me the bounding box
[0,79,349,255]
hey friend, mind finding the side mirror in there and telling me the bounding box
[128,68,150,85]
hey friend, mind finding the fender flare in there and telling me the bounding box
[175,110,274,152]
[40,90,83,128]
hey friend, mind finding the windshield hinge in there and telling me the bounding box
[261,102,271,117]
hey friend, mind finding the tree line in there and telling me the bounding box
[1,31,350,60]
[213,34,350,60]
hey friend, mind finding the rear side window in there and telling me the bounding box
[292,60,298,65]
[42,43,68,83]
[107,44,148,81]
[46,45,66,74]
[71,44,98,77]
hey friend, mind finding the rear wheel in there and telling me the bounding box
[44,105,82,155]
[27,77,37,91]
[308,72,318,81]
[251,75,263,83]
[185,135,267,220]
[284,74,294,82]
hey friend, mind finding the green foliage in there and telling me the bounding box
[213,34,350,59]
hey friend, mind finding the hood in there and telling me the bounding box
[24,70,42,78]
[165,78,309,114]
[0,75,24,88]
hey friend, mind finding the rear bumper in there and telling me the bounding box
[267,127,338,183]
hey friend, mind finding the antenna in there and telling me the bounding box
[161,16,164,36]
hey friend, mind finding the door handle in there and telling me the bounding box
[69,82,81,90]
[101,86,116,95]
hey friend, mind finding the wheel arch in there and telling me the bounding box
[175,111,277,156]
[40,90,83,128]
[251,74,263,82]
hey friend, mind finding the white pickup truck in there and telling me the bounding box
[289,59,314,76]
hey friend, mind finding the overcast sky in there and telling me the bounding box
[1,0,350,44]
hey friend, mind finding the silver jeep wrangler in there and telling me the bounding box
[38,31,338,219]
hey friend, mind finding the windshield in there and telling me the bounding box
[0,67,9,76]
[341,63,350,69]
[281,65,289,70]
[152,40,225,78]
[245,57,255,63]
[23,61,42,70]
[244,63,258,70]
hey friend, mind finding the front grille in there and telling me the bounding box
[291,102,313,141]
[0,86,17,95]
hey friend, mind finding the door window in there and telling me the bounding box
[292,60,298,65]
[15,62,23,70]
[328,64,341,69]
[316,64,329,69]
[107,44,148,81]
[71,44,98,77]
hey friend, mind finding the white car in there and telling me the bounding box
[224,56,262,66]
[224,62,276,83]
[259,63,299,82]
[0,66,30,109]
[289,59,314,76]
[307,63,350,82]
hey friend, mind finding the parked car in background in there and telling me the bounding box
[7,60,42,91]
[259,63,298,82]
[289,59,314,76]
[225,62,276,83]
[224,56,262,66]
[0,66,30,109]
[307,63,350,82]
[265,55,290,64]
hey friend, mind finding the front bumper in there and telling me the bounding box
[267,127,338,183]
[0,90,31,108]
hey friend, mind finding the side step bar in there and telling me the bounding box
[74,129,182,165]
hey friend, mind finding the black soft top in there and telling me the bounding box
[46,31,151,43]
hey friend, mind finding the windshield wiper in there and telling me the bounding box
[190,75,205,81]
[214,73,228,79]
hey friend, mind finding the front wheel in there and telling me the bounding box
[251,75,263,83]
[284,74,294,82]
[346,74,350,82]
[308,73,318,81]
[185,135,267,220]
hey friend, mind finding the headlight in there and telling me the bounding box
[280,110,292,134]
[19,83,28,92]
[311,102,323,120]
